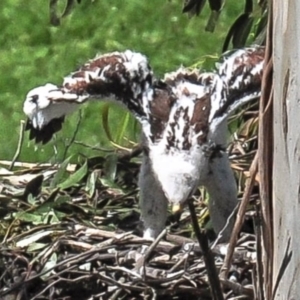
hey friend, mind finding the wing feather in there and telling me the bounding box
[23,47,265,146]
[23,51,154,143]
[210,46,265,123]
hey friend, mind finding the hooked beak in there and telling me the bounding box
[172,203,182,213]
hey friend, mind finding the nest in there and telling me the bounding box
[0,104,259,299]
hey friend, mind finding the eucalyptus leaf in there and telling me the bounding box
[27,242,47,252]
[244,0,253,14]
[232,15,254,48]
[14,212,43,225]
[222,13,254,52]
[62,0,77,18]
[43,210,61,224]
[27,193,37,206]
[35,195,69,214]
[182,0,206,17]
[16,230,54,248]
[116,112,130,144]
[85,170,98,197]
[49,0,60,26]
[104,154,118,181]
[58,161,88,190]
[55,195,71,205]
[50,156,73,189]
[205,10,221,32]
[40,253,58,281]
[208,0,222,11]
[102,104,114,142]
[99,178,124,194]
[44,188,60,203]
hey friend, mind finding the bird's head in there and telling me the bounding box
[149,144,208,212]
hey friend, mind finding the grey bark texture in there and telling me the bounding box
[273,1,300,298]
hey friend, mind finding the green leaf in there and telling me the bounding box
[99,178,124,193]
[55,195,71,205]
[116,112,130,144]
[43,210,62,224]
[27,242,47,252]
[104,154,118,181]
[36,201,55,213]
[16,230,55,248]
[244,0,253,14]
[182,0,206,17]
[205,10,221,32]
[222,13,254,52]
[40,252,58,281]
[49,0,60,26]
[232,15,254,48]
[101,104,114,142]
[62,0,77,18]
[44,188,60,204]
[27,193,37,206]
[253,9,268,41]
[34,195,69,214]
[208,0,223,11]
[50,156,73,189]
[85,170,99,197]
[14,212,43,224]
[58,161,88,190]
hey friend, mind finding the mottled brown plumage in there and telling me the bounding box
[23,47,265,242]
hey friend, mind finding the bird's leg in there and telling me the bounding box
[139,151,168,239]
[203,151,238,242]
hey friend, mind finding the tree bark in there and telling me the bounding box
[272,1,300,298]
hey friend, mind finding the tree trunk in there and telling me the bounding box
[272,1,300,298]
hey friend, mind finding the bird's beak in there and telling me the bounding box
[172,204,182,213]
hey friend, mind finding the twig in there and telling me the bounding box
[188,200,224,300]
[0,160,77,172]
[169,246,193,273]
[220,152,258,280]
[31,274,95,300]
[96,271,144,292]
[134,228,167,278]
[118,144,143,160]
[211,203,239,249]
[220,278,254,297]
[143,228,167,263]
[258,26,274,299]
[10,120,25,170]
[109,282,124,300]
[62,110,82,161]
[254,201,264,300]
[74,140,114,152]
[0,247,101,297]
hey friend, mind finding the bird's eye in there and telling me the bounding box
[30,95,39,103]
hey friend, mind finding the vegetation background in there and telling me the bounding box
[1,0,245,163]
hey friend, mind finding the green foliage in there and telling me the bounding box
[58,160,88,189]
[1,0,246,163]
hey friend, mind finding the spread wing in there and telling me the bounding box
[209,46,265,125]
[23,50,154,143]
[23,47,265,147]
[145,46,265,151]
